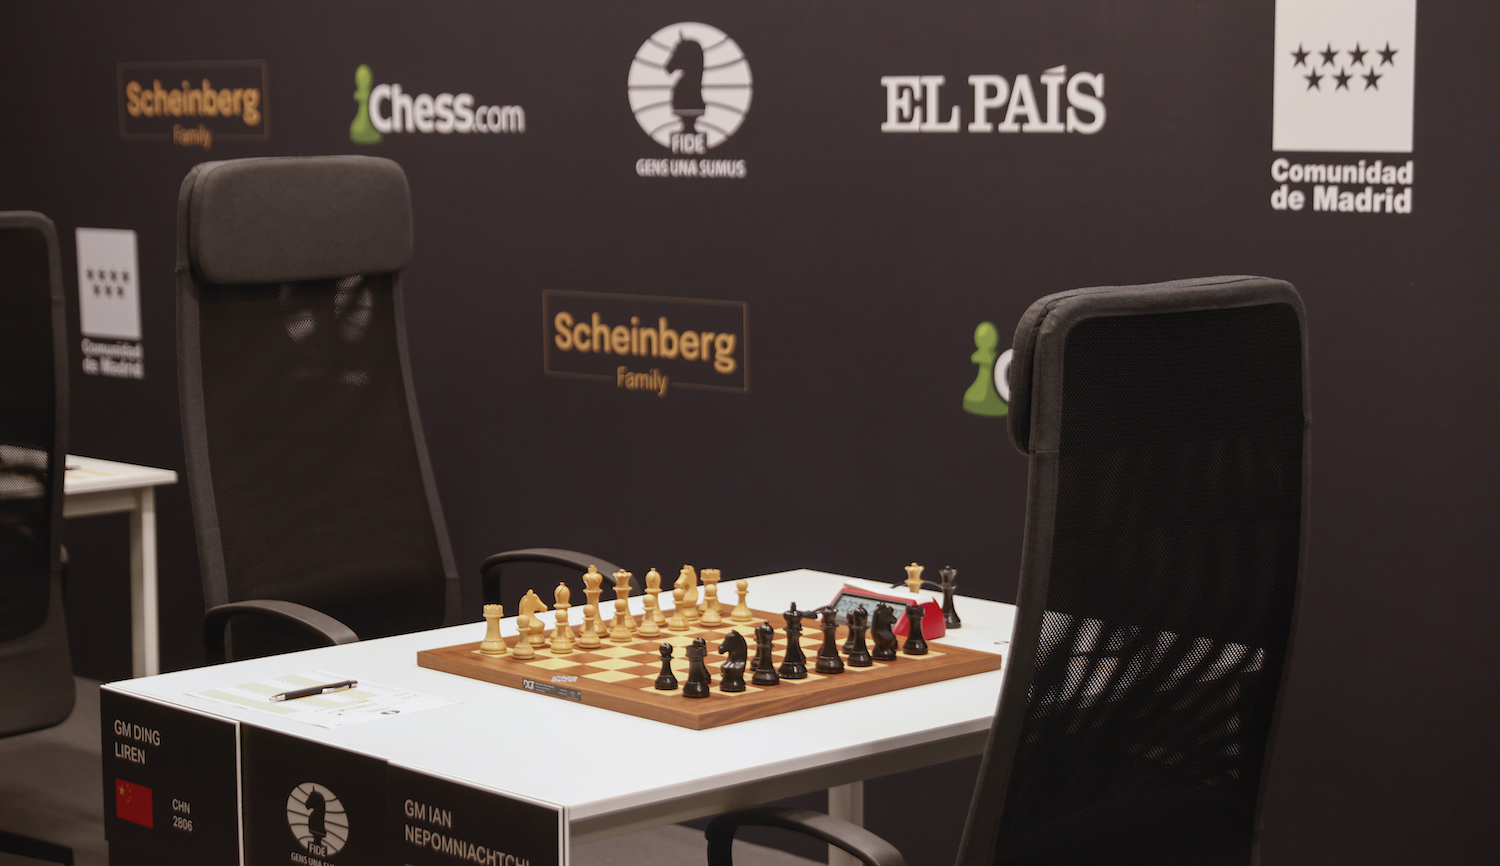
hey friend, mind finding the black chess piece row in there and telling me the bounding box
[652,600,931,699]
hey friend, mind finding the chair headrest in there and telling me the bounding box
[1007,276,1303,454]
[182,155,413,285]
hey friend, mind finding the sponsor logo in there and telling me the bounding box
[351,64,524,144]
[963,323,1011,418]
[629,23,751,179]
[880,66,1105,134]
[115,778,153,828]
[287,782,349,859]
[1269,0,1416,213]
[118,60,268,149]
[544,291,747,395]
[75,228,144,379]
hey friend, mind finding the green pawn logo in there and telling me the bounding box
[963,321,1008,417]
[349,64,382,145]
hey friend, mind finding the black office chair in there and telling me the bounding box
[0,213,75,865]
[707,277,1309,866]
[176,156,617,662]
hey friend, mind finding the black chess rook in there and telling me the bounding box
[846,608,873,667]
[751,621,780,686]
[684,636,712,698]
[815,606,845,675]
[902,602,929,655]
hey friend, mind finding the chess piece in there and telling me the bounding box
[701,579,723,627]
[683,637,711,698]
[667,587,690,631]
[551,608,573,653]
[939,566,962,629]
[349,64,384,145]
[677,566,701,623]
[963,321,1008,417]
[871,603,898,661]
[654,643,679,690]
[904,563,925,594]
[479,604,508,656]
[554,581,577,642]
[815,607,844,675]
[730,579,752,623]
[519,590,548,647]
[845,608,873,667]
[584,566,610,635]
[579,604,602,648]
[778,603,813,679]
[751,621,780,686]
[902,602,929,655]
[511,611,537,660]
[718,630,747,692]
[645,568,666,625]
[613,570,638,632]
[609,598,633,643]
[639,594,662,638]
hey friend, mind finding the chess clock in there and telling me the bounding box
[827,585,946,640]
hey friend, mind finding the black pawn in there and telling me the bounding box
[846,608,873,667]
[654,643,679,690]
[815,607,844,674]
[871,603,898,662]
[902,602,929,655]
[718,630,747,693]
[752,621,780,686]
[939,566,962,629]
[779,603,809,679]
[684,637,712,698]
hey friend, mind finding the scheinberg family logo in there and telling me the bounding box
[118,60,268,150]
[349,64,524,144]
[629,23,751,179]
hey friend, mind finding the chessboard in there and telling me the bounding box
[417,609,1003,730]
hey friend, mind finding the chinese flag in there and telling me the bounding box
[115,778,153,828]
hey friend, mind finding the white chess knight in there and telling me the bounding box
[1272,0,1417,153]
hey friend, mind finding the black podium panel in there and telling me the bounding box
[100,689,241,866]
[388,765,561,866]
[242,725,388,866]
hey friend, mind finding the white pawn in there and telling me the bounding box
[551,608,573,654]
[730,579,752,623]
[701,581,722,627]
[638,594,662,638]
[609,598,633,643]
[579,604,602,648]
[667,587,690,632]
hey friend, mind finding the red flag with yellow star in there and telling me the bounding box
[115,778,153,828]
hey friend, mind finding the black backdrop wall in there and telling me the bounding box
[2,1,1496,863]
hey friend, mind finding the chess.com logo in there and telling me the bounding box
[629,23,751,179]
[349,64,524,145]
[1268,0,1417,214]
[287,782,349,859]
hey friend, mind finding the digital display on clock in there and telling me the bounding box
[827,586,913,626]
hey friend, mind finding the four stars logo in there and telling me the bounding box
[1291,40,1397,92]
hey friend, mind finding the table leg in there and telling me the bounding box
[129,487,160,677]
[827,781,865,866]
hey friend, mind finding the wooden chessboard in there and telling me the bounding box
[416,609,1004,730]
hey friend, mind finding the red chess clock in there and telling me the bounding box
[826,585,946,640]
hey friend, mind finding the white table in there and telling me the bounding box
[106,569,1016,864]
[64,454,178,678]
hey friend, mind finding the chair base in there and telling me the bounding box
[0,829,74,865]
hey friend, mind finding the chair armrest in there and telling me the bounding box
[479,548,626,604]
[705,808,905,866]
[202,600,360,664]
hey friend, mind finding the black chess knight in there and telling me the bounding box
[902,602,930,655]
[815,606,845,674]
[684,637,712,698]
[845,608,873,667]
[718,630,748,692]
[871,602,898,661]
[752,621,780,686]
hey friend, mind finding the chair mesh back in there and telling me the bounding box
[189,273,447,651]
[992,301,1305,865]
[0,224,61,643]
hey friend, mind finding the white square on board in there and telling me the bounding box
[76,227,142,340]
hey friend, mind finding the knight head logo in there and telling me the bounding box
[629,23,751,153]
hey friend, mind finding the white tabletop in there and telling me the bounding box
[64,454,178,493]
[108,569,1016,841]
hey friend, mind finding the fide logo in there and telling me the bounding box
[287,782,349,858]
[629,22,751,179]
[1272,0,1416,153]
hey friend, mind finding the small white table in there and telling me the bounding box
[64,455,178,678]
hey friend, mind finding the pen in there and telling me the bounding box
[269,679,358,702]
